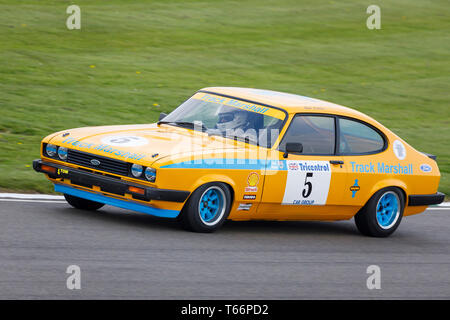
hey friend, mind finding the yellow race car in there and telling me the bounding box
[33,87,444,236]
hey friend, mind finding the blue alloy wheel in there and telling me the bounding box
[376,191,400,229]
[198,186,226,226]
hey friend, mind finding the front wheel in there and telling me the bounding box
[179,182,232,233]
[64,194,105,211]
[354,187,404,237]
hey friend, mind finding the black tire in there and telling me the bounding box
[354,187,404,237]
[178,182,232,233]
[64,194,105,211]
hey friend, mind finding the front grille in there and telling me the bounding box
[67,149,129,176]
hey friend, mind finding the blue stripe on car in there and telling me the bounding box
[160,159,287,170]
[55,184,179,218]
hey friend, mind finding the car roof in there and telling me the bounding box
[200,87,368,119]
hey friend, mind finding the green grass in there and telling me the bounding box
[0,0,449,195]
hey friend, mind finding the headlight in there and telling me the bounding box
[145,167,156,182]
[58,147,68,160]
[131,164,143,178]
[45,144,57,157]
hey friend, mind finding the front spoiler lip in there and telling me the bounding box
[33,159,190,203]
[54,184,179,218]
[408,192,445,206]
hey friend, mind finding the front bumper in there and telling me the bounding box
[33,159,190,203]
[408,192,445,206]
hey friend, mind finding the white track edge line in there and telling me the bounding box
[0,193,64,200]
[0,199,66,203]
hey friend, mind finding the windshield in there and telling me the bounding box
[161,92,287,148]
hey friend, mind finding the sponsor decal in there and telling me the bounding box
[191,92,286,120]
[61,137,146,160]
[245,172,259,192]
[350,161,413,175]
[101,135,148,147]
[243,194,256,200]
[393,140,406,160]
[200,93,269,114]
[57,168,69,175]
[296,162,330,172]
[237,203,252,211]
[350,179,360,198]
[269,160,285,170]
[420,164,432,173]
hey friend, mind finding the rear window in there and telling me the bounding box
[339,118,385,154]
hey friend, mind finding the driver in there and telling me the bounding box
[214,105,258,143]
[216,105,252,132]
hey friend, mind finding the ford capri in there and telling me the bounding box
[33,87,444,236]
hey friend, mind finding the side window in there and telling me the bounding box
[339,118,385,154]
[279,115,335,155]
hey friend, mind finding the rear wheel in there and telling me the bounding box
[64,194,105,211]
[354,187,404,237]
[179,182,232,233]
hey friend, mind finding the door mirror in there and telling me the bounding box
[283,142,303,158]
[159,112,167,121]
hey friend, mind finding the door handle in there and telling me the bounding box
[330,160,344,165]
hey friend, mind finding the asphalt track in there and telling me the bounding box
[0,197,449,299]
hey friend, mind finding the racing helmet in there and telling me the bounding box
[216,105,249,131]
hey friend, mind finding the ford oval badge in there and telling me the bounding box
[90,159,101,166]
[420,164,432,173]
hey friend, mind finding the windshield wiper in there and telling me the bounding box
[157,121,208,132]
[232,135,259,146]
[208,131,259,146]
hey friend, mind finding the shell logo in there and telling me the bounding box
[245,173,259,193]
[247,172,259,187]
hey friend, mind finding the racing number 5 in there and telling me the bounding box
[302,172,313,198]
[282,161,331,205]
